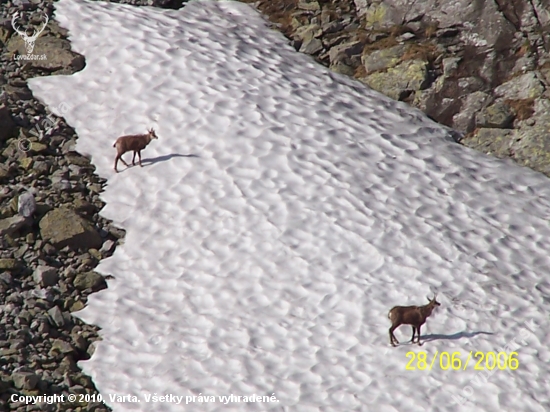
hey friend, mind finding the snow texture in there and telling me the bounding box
[29,0,550,411]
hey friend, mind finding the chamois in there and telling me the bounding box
[113,128,158,172]
[388,294,440,346]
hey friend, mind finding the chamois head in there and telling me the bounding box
[426,294,441,308]
[148,128,158,140]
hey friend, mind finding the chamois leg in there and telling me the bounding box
[417,325,423,346]
[138,150,143,167]
[410,326,416,343]
[132,151,137,166]
[114,154,129,172]
[389,325,399,346]
[119,154,129,167]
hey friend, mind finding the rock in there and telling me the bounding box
[461,128,514,158]
[70,300,85,312]
[0,104,17,143]
[361,44,407,74]
[329,61,354,76]
[300,37,323,54]
[294,23,322,42]
[505,99,550,175]
[47,306,65,328]
[0,272,13,285]
[0,215,27,237]
[0,164,10,181]
[33,265,58,287]
[73,198,97,216]
[442,57,461,77]
[72,271,107,292]
[452,91,490,132]
[18,191,36,218]
[12,371,39,390]
[297,0,320,11]
[328,40,364,65]
[476,101,515,128]
[19,157,34,170]
[360,3,396,30]
[50,339,74,355]
[29,141,48,153]
[99,239,115,254]
[362,59,429,100]
[494,72,545,100]
[0,259,18,272]
[39,207,102,250]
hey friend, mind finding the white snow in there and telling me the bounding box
[28,0,550,411]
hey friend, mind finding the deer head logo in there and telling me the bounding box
[11,12,49,55]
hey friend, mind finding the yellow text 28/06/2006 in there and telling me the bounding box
[405,351,519,371]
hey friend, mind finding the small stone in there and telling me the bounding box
[19,157,34,170]
[88,248,102,261]
[0,272,12,285]
[47,306,65,327]
[70,300,85,312]
[99,239,115,254]
[18,191,36,218]
[33,265,59,287]
[42,243,57,255]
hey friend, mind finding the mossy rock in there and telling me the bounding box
[361,59,429,100]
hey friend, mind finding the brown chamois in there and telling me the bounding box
[113,128,158,172]
[388,294,440,347]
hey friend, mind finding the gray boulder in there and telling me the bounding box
[39,207,102,250]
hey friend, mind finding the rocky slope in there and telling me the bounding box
[0,1,188,411]
[242,0,550,176]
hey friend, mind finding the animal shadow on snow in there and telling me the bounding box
[390,330,494,347]
[139,153,199,167]
[420,330,494,343]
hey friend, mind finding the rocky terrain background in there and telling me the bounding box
[242,0,550,176]
[1,0,549,411]
[0,1,188,411]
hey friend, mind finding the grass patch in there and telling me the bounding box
[505,98,535,121]
[244,0,299,36]
[401,42,439,63]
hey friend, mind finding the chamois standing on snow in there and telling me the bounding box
[113,128,158,172]
[388,294,441,346]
